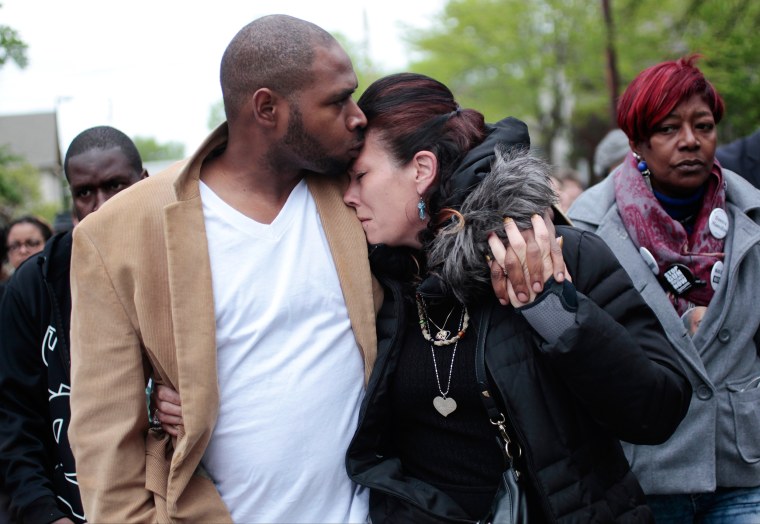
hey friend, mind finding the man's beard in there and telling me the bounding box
[279,104,352,177]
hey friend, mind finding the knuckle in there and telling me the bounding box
[512,236,527,250]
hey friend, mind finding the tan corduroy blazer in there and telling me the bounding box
[68,125,378,523]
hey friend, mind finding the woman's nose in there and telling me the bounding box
[680,126,699,148]
[343,184,359,207]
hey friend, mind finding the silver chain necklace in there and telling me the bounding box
[427,306,456,342]
[416,294,470,347]
[419,298,467,417]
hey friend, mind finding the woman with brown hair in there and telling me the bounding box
[3,215,52,271]
[343,72,690,523]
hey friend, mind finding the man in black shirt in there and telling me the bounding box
[0,126,147,524]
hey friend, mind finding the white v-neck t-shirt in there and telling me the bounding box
[199,179,368,523]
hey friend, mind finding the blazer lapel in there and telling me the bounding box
[307,174,378,383]
[163,127,227,506]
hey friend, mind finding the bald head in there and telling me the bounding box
[220,14,339,123]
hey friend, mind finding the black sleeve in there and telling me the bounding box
[535,226,692,445]
[0,265,69,523]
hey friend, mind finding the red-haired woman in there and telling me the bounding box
[569,56,760,522]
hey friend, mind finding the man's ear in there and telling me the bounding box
[250,88,279,128]
[413,150,438,194]
[140,168,149,180]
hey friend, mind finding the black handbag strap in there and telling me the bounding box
[475,305,522,471]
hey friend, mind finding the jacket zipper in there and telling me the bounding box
[349,276,476,524]
[478,302,557,523]
[39,247,72,378]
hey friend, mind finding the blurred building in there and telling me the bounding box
[0,111,64,207]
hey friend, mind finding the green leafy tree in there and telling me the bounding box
[0,26,27,68]
[407,0,604,163]
[1,4,34,224]
[132,136,185,162]
[0,146,45,223]
[647,0,760,142]
[406,0,760,170]
[0,2,28,69]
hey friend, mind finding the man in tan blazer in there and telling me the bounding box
[68,15,377,523]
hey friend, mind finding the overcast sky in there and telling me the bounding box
[0,0,444,157]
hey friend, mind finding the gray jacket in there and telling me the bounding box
[567,167,760,495]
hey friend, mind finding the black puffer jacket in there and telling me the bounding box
[0,231,85,524]
[346,226,692,523]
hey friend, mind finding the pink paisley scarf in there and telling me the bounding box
[614,151,725,315]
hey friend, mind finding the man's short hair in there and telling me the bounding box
[63,126,143,180]
[220,14,337,122]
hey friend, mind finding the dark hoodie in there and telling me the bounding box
[0,231,85,524]
[442,116,531,208]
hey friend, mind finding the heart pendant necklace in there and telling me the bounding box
[428,304,467,417]
[433,395,457,417]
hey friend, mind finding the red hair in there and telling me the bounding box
[617,55,725,144]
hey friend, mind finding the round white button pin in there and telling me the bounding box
[708,208,728,239]
[640,247,659,275]
[710,260,724,290]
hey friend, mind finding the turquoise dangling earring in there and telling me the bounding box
[417,197,427,220]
